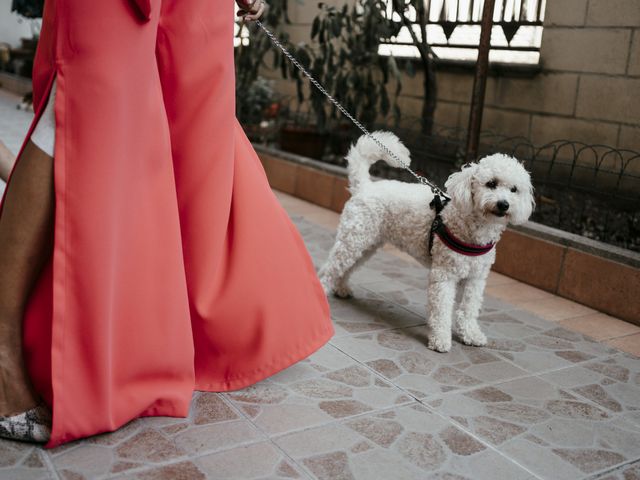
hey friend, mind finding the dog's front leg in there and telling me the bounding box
[453,277,488,347]
[426,272,456,353]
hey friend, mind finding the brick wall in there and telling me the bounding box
[258,0,640,154]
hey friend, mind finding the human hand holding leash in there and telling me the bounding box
[236,0,266,22]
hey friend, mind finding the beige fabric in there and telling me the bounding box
[30,78,56,157]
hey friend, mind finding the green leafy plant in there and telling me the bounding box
[298,0,439,136]
[234,0,335,158]
[234,0,295,118]
[236,75,275,126]
[297,0,404,133]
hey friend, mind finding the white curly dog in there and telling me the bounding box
[318,131,535,353]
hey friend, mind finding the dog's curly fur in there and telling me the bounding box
[318,130,535,352]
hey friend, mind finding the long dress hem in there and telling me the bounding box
[1,0,335,449]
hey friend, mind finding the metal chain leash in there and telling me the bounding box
[253,19,450,201]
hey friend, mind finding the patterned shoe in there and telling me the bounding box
[0,402,51,443]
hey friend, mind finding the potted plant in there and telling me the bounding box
[234,0,408,161]
[234,0,329,155]
[278,108,330,160]
[235,0,294,108]
[237,75,278,142]
[278,0,405,160]
[275,41,332,160]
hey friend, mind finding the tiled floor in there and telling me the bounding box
[1,87,639,479]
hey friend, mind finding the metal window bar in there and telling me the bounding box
[382,0,546,57]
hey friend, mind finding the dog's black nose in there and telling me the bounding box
[497,200,510,212]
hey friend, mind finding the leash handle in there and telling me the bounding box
[253,19,450,202]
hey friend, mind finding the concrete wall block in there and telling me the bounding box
[331,176,351,212]
[481,108,531,138]
[540,28,631,75]
[544,0,588,26]
[433,71,475,103]
[493,231,565,292]
[619,125,640,152]
[288,0,352,24]
[392,94,461,130]
[587,0,640,27]
[295,165,335,208]
[280,23,316,44]
[267,77,300,99]
[530,115,619,147]
[396,94,424,118]
[558,248,640,324]
[261,155,298,194]
[397,71,425,100]
[618,127,640,177]
[576,76,640,124]
[433,101,462,129]
[401,69,480,108]
[289,0,323,24]
[382,76,416,109]
[488,73,578,115]
[629,30,640,76]
[530,115,628,180]
[0,72,32,96]
[459,104,471,129]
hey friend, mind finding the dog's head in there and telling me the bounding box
[444,154,535,225]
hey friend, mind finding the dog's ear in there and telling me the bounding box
[445,163,477,213]
[511,179,536,225]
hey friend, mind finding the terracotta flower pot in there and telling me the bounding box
[279,125,329,160]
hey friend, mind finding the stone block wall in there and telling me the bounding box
[256,0,640,153]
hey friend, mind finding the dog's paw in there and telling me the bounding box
[458,328,487,347]
[319,280,336,298]
[333,284,354,299]
[427,335,451,353]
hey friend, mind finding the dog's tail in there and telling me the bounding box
[345,130,411,194]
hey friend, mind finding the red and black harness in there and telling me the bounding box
[428,195,495,257]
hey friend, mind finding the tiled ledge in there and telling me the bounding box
[255,144,640,326]
[493,227,639,325]
[0,72,32,97]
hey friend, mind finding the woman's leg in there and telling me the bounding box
[0,139,54,416]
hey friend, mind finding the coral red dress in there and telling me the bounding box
[0,0,334,448]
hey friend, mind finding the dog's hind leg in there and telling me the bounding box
[453,277,488,347]
[318,237,382,298]
[318,200,384,298]
[333,244,380,297]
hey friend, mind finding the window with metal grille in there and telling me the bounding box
[234,4,251,47]
[379,0,547,65]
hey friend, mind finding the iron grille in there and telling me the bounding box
[380,0,547,64]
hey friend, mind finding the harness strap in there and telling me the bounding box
[428,196,495,257]
[428,195,448,256]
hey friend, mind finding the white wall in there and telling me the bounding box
[0,0,40,47]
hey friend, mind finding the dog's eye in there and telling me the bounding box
[511,186,518,193]
[486,180,497,189]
